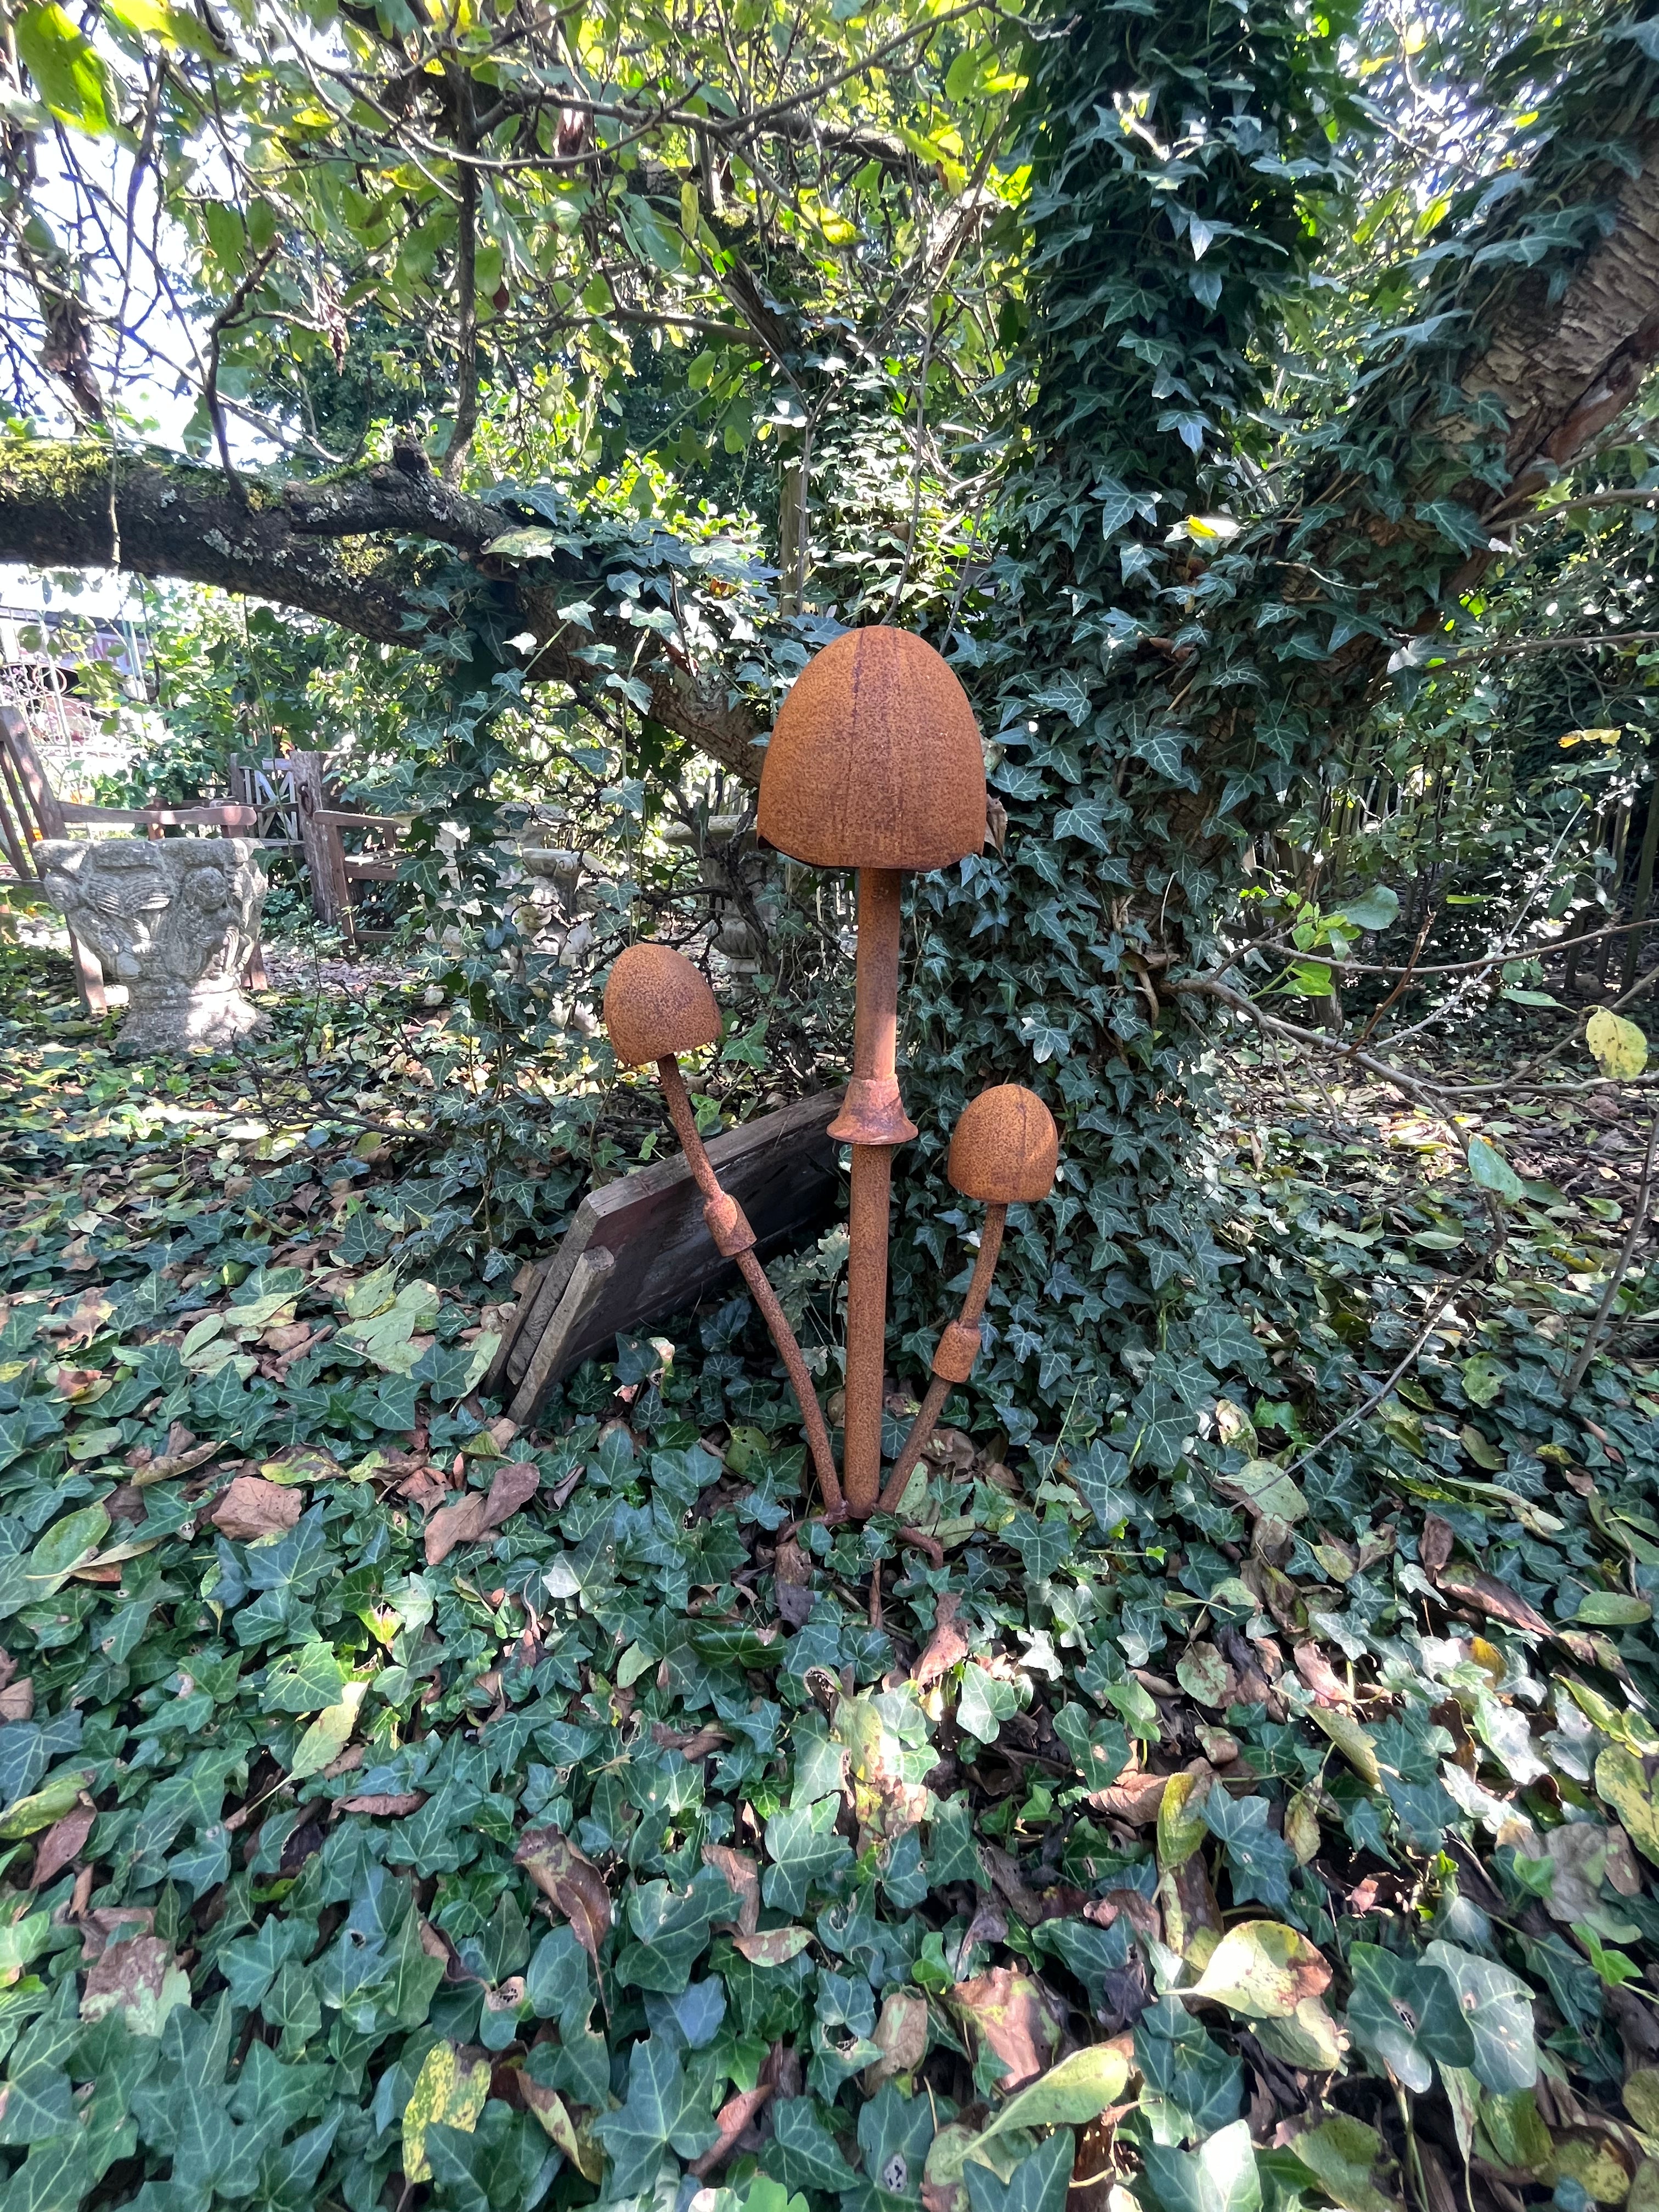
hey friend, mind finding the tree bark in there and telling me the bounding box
[0,438,765,781]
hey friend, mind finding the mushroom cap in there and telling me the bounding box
[758,627,986,872]
[947,1086,1059,1205]
[604,944,721,1066]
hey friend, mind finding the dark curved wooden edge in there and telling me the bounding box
[487,1088,845,1425]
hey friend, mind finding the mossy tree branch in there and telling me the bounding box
[0,437,765,781]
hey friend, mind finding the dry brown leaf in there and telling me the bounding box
[1293,1642,1348,1706]
[1087,1771,1170,1825]
[732,1926,813,1965]
[775,1536,815,1628]
[1607,1826,1644,1897]
[482,1459,540,1530]
[690,2084,774,2177]
[210,1476,302,1542]
[31,1804,94,1888]
[1089,1886,1163,1945]
[1437,1568,1551,1639]
[949,1965,1064,2091]
[703,1842,760,1938]
[423,1461,540,1568]
[75,1905,153,1963]
[515,1826,611,1970]
[1160,1850,1224,1961]
[80,1935,187,2034]
[140,1435,227,1487]
[1420,1514,1456,1576]
[0,1679,35,1724]
[425,1492,488,1566]
[864,1988,929,2092]
[913,1593,969,1688]
[338,1791,427,1818]
[652,1722,729,1760]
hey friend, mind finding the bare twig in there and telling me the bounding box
[204,245,278,503]
[1282,1256,1488,1481]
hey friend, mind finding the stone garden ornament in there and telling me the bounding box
[36,835,268,1053]
[604,625,1057,1521]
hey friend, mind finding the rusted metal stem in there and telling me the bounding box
[833,867,916,1517]
[657,1057,843,1513]
[877,1204,1006,1515]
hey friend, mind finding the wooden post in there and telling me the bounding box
[291,751,337,924]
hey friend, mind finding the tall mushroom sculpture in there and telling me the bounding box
[758,627,986,1515]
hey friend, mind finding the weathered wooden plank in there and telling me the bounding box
[490,1089,844,1421]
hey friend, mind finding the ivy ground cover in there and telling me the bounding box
[3,974,1659,2212]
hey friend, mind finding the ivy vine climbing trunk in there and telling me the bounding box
[887,0,1659,1456]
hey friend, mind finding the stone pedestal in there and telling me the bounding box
[36,837,268,1053]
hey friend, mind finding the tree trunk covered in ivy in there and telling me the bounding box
[885,1,1659,1462]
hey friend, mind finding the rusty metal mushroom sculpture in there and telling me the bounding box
[602,628,1055,1537]
[603,944,842,1511]
[876,1085,1058,1514]
[759,627,986,1515]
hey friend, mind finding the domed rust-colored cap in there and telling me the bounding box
[605,944,721,1066]
[758,627,986,872]
[947,1086,1059,1205]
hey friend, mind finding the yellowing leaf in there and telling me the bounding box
[1587,1008,1648,1080]
[966,2043,1130,2162]
[1285,1790,1322,1866]
[1254,1995,1345,2073]
[1187,1919,1333,2018]
[16,3,111,132]
[1308,1705,1382,1788]
[105,0,227,51]
[1545,2132,1633,2204]
[1157,1765,1212,1871]
[1292,2114,1394,2212]
[290,1680,366,1781]
[482,527,563,562]
[403,2041,491,2181]
[0,1768,94,1841]
[1596,1745,1659,1865]
[1624,2072,1659,2137]
[1217,1458,1307,1525]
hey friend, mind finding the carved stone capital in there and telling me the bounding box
[36,836,268,1054]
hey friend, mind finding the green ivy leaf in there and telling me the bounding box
[1423,1941,1537,2093]
[1141,2119,1263,2212]
[1346,1943,1476,2092]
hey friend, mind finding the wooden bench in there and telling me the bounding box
[311,809,408,952]
[0,704,267,1012]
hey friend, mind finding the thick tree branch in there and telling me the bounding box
[0,439,765,781]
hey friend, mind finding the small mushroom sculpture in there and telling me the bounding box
[603,944,842,1511]
[876,1085,1059,1514]
[759,627,986,1515]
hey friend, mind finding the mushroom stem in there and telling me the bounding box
[876,1203,1006,1516]
[837,867,916,1516]
[655,1056,843,1515]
